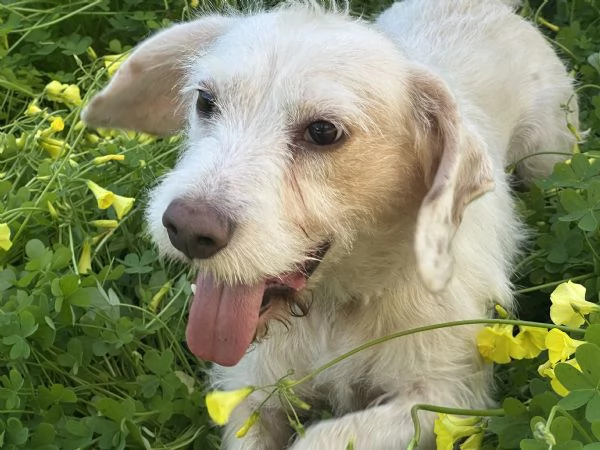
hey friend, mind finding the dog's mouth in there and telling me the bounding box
[186,241,330,367]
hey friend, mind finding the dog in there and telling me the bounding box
[82,0,578,448]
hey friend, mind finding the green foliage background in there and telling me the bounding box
[0,0,599,449]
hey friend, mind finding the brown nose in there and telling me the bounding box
[162,199,233,259]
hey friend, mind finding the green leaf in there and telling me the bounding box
[555,363,594,390]
[504,397,528,416]
[575,343,600,384]
[592,421,600,440]
[583,444,600,450]
[586,393,600,423]
[550,416,573,443]
[19,310,38,337]
[558,389,594,410]
[6,417,28,445]
[144,349,173,377]
[31,423,55,447]
[521,440,547,450]
[25,239,46,260]
[585,325,600,347]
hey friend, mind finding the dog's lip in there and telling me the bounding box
[260,240,331,311]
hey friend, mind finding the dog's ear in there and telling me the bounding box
[409,68,495,292]
[81,16,232,135]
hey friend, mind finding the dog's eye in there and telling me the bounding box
[196,90,216,116]
[304,121,343,146]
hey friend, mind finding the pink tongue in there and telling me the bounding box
[186,273,265,367]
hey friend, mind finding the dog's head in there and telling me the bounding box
[82,4,493,366]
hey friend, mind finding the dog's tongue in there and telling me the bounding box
[186,273,265,367]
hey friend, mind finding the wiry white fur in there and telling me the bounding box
[82,0,578,448]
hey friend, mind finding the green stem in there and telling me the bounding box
[516,273,595,294]
[289,319,582,388]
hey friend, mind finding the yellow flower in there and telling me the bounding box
[513,326,548,359]
[15,133,27,150]
[0,223,13,251]
[44,81,82,107]
[235,411,259,438]
[477,325,524,364]
[86,180,115,209]
[494,304,509,319]
[85,133,101,144]
[434,414,483,450]
[460,430,484,450]
[62,84,83,107]
[78,239,92,274]
[205,387,254,426]
[190,0,199,7]
[538,358,581,397]
[49,117,64,132]
[150,281,172,312]
[104,53,127,78]
[39,137,68,159]
[545,329,584,364]
[550,281,600,327]
[45,80,65,99]
[93,154,125,164]
[47,201,58,219]
[26,102,43,115]
[112,194,135,219]
[86,46,98,60]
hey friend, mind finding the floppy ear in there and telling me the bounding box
[410,68,495,292]
[81,15,232,135]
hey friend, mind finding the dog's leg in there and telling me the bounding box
[287,374,491,450]
[221,400,291,450]
[287,401,434,450]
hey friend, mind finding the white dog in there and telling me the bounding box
[82,0,577,448]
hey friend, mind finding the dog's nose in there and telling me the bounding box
[162,199,233,259]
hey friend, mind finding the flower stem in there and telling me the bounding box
[516,274,594,294]
[289,318,582,388]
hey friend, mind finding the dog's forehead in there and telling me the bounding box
[193,10,400,93]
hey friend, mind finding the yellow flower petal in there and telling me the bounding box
[93,154,125,164]
[62,84,83,107]
[460,430,484,450]
[86,180,115,209]
[26,102,43,116]
[0,223,13,251]
[235,411,259,438]
[434,414,482,450]
[45,80,65,97]
[539,358,580,397]
[47,201,58,219]
[545,329,584,364]
[112,195,135,219]
[86,46,98,60]
[39,137,67,159]
[49,116,64,132]
[104,53,128,78]
[550,281,599,327]
[205,387,254,426]
[514,326,548,359]
[78,239,92,274]
[477,325,521,364]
